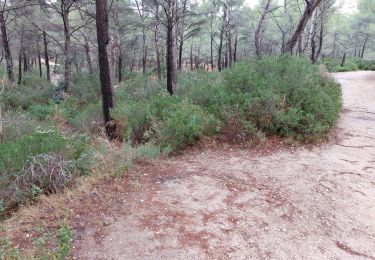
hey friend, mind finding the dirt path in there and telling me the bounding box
[74,71,375,259]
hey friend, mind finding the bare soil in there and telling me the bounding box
[3,71,375,259]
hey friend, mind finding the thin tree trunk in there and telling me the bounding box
[226,6,232,67]
[118,49,122,82]
[233,33,238,63]
[54,55,58,73]
[43,31,50,82]
[341,52,346,67]
[23,51,28,72]
[218,3,227,72]
[142,29,147,75]
[0,9,13,82]
[361,35,369,58]
[0,107,3,144]
[18,53,22,85]
[255,0,271,58]
[283,0,322,54]
[84,38,93,74]
[18,29,24,84]
[96,0,115,138]
[37,41,42,77]
[178,39,184,70]
[210,12,214,70]
[62,1,72,93]
[190,45,193,71]
[314,21,324,62]
[154,5,161,80]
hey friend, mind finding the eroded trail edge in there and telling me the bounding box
[72,71,375,259]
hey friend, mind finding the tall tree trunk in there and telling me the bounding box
[0,9,13,82]
[190,45,193,71]
[43,31,50,82]
[226,6,232,67]
[310,11,318,63]
[96,0,115,138]
[0,106,3,143]
[165,0,177,95]
[361,34,369,58]
[84,38,93,74]
[118,49,122,82]
[62,1,72,93]
[178,39,184,70]
[18,52,22,85]
[341,52,347,67]
[142,29,147,75]
[314,20,324,63]
[23,51,28,72]
[154,5,161,80]
[283,0,322,54]
[218,3,227,72]
[233,33,238,63]
[37,40,42,77]
[210,13,214,70]
[54,55,58,74]
[254,0,271,58]
[18,29,24,84]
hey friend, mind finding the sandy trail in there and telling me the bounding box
[74,71,375,259]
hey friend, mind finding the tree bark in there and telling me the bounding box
[96,0,115,138]
[18,29,24,85]
[18,52,22,85]
[166,0,177,95]
[226,6,232,67]
[54,55,58,74]
[154,5,161,80]
[255,0,271,58]
[218,3,227,72]
[190,45,193,71]
[62,0,72,93]
[84,38,93,74]
[210,12,214,70]
[42,31,51,82]
[37,40,42,77]
[233,33,238,63]
[0,8,13,82]
[361,34,369,58]
[118,49,122,82]
[283,0,322,54]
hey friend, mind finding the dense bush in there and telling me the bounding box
[219,56,342,141]
[112,55,342,148]
[0,73,53,110]
[150,99,219,150]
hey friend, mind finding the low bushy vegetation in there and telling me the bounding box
[322,57,375,72]
[0,55,342,221]
[114,55,342,146]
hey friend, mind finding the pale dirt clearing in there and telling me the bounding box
[74,71,375,260]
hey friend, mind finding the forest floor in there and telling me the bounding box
[3,71,375,259]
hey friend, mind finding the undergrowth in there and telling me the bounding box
[0,55,342,257]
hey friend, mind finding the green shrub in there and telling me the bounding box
[0,129,68,175]
[150,100,219,150]
[69,102,103,134]
[2,111,51,142]
[1,74,53,110]
[221,55,342,141]
[322,57,375,72]
[28,103,54,120]
[71,73,101,104]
